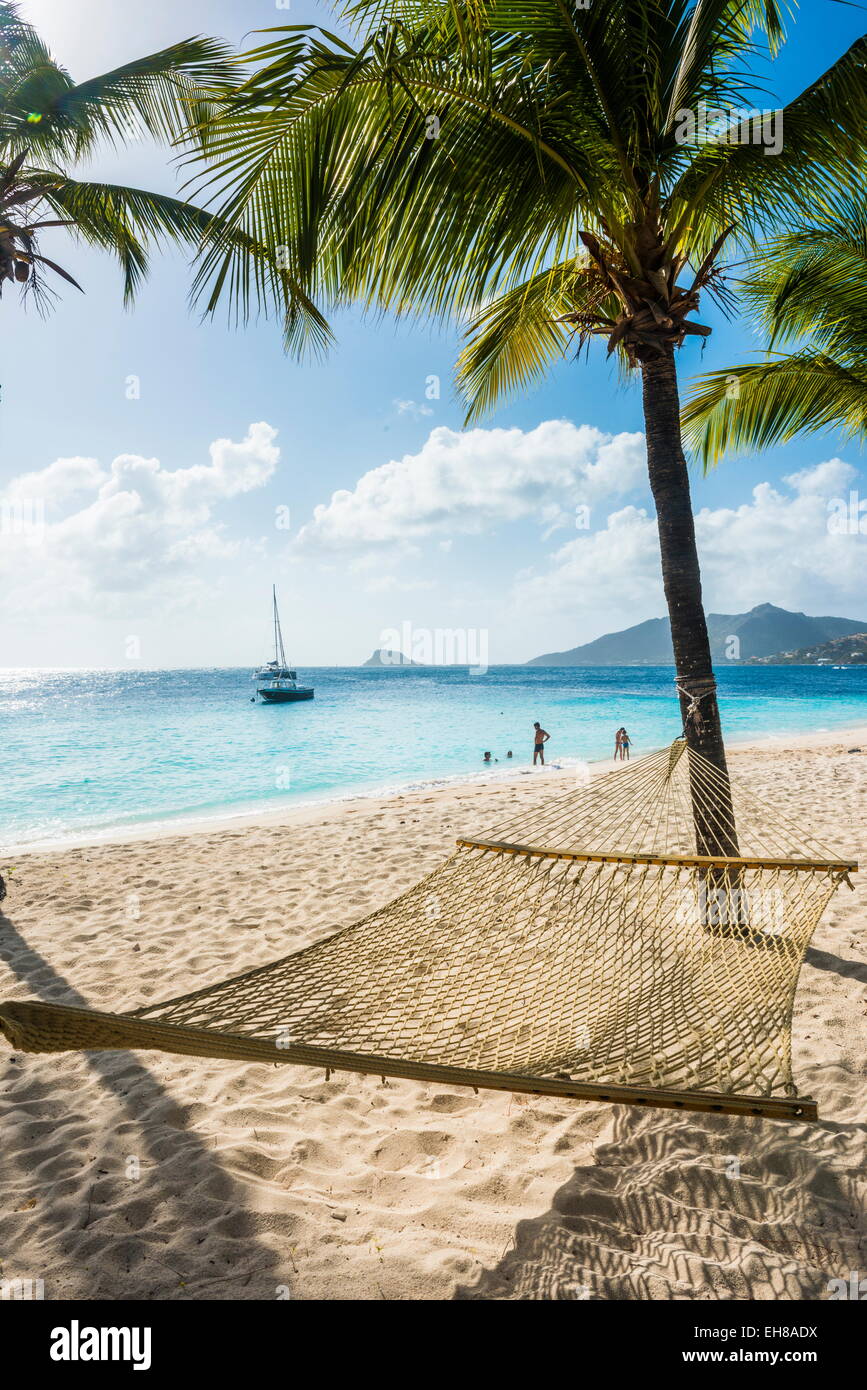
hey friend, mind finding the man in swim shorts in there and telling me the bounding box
[533,722,550,765]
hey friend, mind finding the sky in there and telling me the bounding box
[1,0,865,668]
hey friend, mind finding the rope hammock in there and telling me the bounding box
[0,740,856,1122]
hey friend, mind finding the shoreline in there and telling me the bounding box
[3,721,865,858]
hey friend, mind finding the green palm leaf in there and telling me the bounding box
[0,0,254,312]
[682,198,867,464]
[184,2,867,389]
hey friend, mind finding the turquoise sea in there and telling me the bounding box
[1,665,866,850]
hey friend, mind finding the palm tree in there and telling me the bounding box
[0,0,276,317]
[187,1,867,853]
[682,199,867,464]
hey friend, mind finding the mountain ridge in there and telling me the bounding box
[526,604,867,666]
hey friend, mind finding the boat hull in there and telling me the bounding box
[258,688,314,702]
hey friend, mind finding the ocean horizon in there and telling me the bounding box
[2,663,866,851]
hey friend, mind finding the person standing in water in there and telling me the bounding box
[533,722,550,765]
[618,728,632,760]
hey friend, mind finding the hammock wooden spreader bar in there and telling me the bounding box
[0,999,818,1120]
[456,837,859,875]
[0,741,854,1122]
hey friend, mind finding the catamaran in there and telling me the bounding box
[252,586,314,702]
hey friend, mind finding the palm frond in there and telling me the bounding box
[0,0,237,163]
[0,2,256,317]
[683,353,867,466]
[683,196,867,466]
[456,257,601,421]
[184,0,867,409]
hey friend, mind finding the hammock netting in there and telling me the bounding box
[0,741,856,1121]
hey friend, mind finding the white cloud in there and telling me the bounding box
[783,458,856,497]
[4,455,108,508]
[0,422,280,615]
[514,459,866,620]
[296,420,645,550]
[515,505,661,616]
[393,398,433,419]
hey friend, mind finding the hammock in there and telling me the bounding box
[0,740,856,1121]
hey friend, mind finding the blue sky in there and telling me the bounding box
[1,0,865,668]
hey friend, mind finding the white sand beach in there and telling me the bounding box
[0,730,864,1301]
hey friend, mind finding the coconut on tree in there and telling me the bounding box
[185,0,867,852]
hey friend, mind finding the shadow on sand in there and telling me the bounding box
[455,1102,865,1300]
[0,906,285,1300]
[805,944,867,987]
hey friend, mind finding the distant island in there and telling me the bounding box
[744,632,867,666]
[527,604,867,666]
[363,648,425,667]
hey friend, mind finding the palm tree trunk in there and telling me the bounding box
[640,346,739,859]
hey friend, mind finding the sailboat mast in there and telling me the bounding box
[273,585,287,667]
